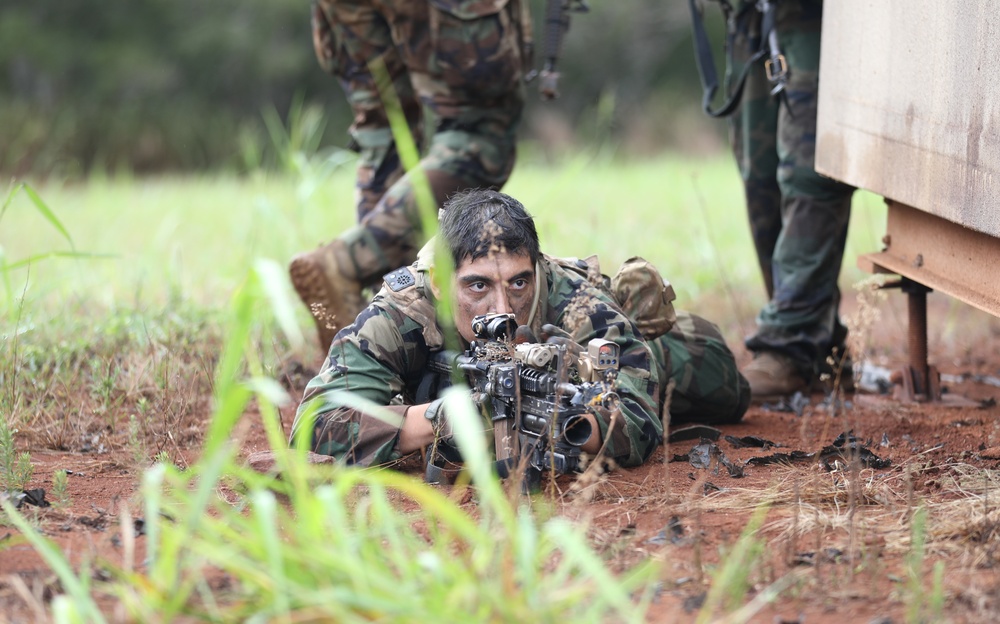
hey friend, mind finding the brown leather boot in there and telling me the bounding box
[741,351,809,404]
[289,239,364,350]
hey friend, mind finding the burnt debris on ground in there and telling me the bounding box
[671,439,745,478]
[0,488,50,510]
[746,430,891,471]
[672,430,891,477]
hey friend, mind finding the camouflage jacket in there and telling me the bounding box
[291,254,663,468]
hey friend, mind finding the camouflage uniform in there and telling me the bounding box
[728,0,855,379]
[649,311,750,425]
[291,253,750,468]
[311,0,529,285]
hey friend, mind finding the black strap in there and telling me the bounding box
[688,0,783,119]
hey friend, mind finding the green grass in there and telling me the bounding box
[3,155,886,323]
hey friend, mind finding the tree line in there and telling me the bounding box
[0,0,725,177]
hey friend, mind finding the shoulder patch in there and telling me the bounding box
[384,267,416,292]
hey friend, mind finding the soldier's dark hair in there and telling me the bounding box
[439,189,541,267]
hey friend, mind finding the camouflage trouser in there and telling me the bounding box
[648,311,751,425]
[312,0,529,286]
[728,0,855,378]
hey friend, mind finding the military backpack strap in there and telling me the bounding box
[688,0,788,119]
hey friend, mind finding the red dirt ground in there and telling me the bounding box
[3,291,1000,623]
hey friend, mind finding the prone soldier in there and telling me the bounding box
[290,189,751,474]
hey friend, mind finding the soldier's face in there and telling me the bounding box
[453,251,536,344]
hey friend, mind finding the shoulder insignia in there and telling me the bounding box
[384,267,416,292]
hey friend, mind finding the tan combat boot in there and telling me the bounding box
[289,239,365,350]
[741,351,809,404]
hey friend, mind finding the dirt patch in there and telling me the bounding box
[4,293,1000,622]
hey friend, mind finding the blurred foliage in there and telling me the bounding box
[0,0,727,177]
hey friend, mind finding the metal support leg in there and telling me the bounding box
[896,278,941,402]
[857,201,989,407]
[906,282,928,385]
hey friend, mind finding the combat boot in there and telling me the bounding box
[289,239,365,350]
[741,351,809,404]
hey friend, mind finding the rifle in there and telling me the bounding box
[535,0,590,100]
[423,313,621,490]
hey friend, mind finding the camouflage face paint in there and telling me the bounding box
[452,250,535,344]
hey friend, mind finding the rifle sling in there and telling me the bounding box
[688,0,786,119]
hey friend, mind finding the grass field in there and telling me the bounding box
[3,153,886,327]
[1,154,899,622]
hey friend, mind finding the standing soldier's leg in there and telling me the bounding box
[741,0,855,398]
[652,312,751,425]
[728,7,782,300]
[310,0,422,221]
[292,0,529,348]
[293,0,423,348]
[344,0,528,282]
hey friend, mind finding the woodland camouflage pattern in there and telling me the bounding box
[312,0,530,286]
[648,311,750,425]
[291,253,749,468]
[727,0,854,377]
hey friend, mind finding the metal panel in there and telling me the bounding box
[858,201,1000,318]
[816,0,1000,237]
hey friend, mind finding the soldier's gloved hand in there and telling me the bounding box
[422,398,464,468]
[422,397,454,440]
[541,324,584,358]
[540,323,569,341]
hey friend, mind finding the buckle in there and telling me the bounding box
[765,54,788,83]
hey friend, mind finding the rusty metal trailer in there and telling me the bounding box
[816,0,1000,402]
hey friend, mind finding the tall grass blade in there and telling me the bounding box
[441,387,508,520]
[0,244,10,307]
[3,251,116,271]
[323,389,404,429]
[368,59,435,233]
[0,183,74,249]
[368,58,457,338]
[545,517,650,621]
[205,273,259,455]
[51,595,87,624]
[253,258,305,350]
[262,106,290,170]
[696,503,769,624]
[906,505,929,623]
[252,490,290,617]
[20,184,75,248]
[142,463,166,582]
